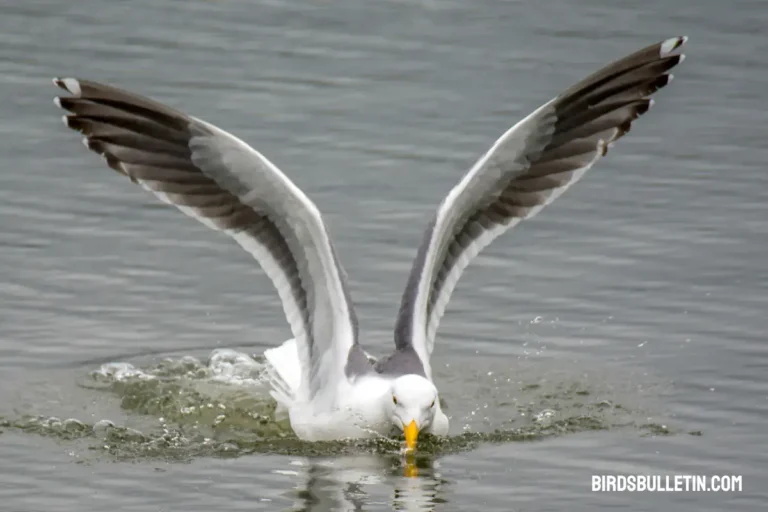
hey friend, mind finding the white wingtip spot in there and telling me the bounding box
[81,137,90,149]
[55,77,81,96]
[60,115,70,126]
[53,96,62,108]
[660,36,686,56]
[647,98,656,110]
[677,54,686,64]
[667,74,674,84]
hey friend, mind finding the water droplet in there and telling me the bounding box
[93,419,116,436]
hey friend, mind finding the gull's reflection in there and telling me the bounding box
[288,455,446,512]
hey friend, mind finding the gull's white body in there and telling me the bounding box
[289,372,392,441]
[266,338,450,440]
[52,36,686,446]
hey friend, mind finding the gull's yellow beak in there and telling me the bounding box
[404,420,419,452]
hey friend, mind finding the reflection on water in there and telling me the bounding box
[290,456,445,512]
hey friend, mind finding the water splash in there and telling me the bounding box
[0,349,678,462]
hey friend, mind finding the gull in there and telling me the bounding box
[52,36,686,452]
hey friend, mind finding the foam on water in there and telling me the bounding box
[92,362,157,382]
[207,348,266,386]
[90,349,266,386]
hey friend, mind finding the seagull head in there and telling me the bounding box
[387,374,439,452]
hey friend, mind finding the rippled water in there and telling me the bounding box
[1,0,767,510]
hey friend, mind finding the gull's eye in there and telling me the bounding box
[393,395,398,405]
[430,399,436,408]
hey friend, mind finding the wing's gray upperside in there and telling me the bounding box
[344,344,375,378]
[373,347,427,378]
[394,217,435,352]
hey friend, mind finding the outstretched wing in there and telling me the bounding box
[394,37,687,377]
[53,78,359,402]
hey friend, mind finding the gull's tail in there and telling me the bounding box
[264,338,302,418]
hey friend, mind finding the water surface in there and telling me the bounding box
[1,0,766,510]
